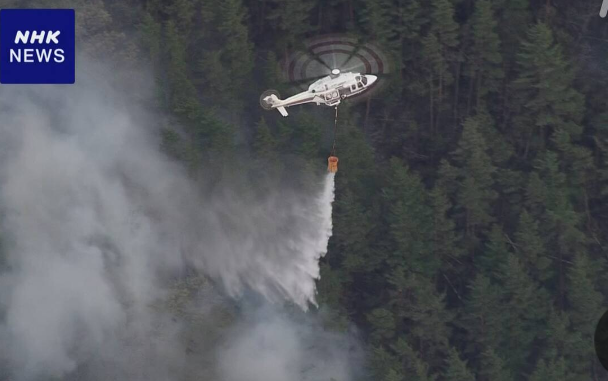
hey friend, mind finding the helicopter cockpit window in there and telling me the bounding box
[362,76,368,85]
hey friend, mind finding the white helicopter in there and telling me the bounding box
[260,68,377,117]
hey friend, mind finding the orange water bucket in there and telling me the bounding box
[327,156,338,173]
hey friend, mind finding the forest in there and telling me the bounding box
[3,0,608,380]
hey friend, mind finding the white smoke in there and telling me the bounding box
[218,304,358,381]
[0,60,352,380]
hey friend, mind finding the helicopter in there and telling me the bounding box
[259,68,377,117]
[258,35,389,172]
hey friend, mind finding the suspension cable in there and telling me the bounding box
[331,106,338,156]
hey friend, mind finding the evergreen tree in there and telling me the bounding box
[384,368,405,381]
[333,189,376,273]
[567,253,603,344]
[467,0,503,111]
[399,274,452,367]
[358,0,395,46]
[512,23,585,157]
[475,224,509,279]
[140,11,162,64]
[528,151,587,306]
[550,129,594,214]
[393,0,425,73]
[478,347,512,381]
[460,274,504,356]
[542,309,590,378]
[139,11,165,105]
[429,185,462,271]
[252,117,275,152]
[496,0,531,65]
[382,159,434,274]
[367,308,397,344]
[252,117,281,175]
[514,209,551,282]
[163,20,202,122]
[528,357,568,381]
[316,262,347,312]
[371,346,402,380]
[262,51,284,91]
[452,116,497,239]
[164,0,196,37]
[436,159,460,197]
[473,106,513,166]
[443,347,475,381]
[292,111,323,159]
[360,0,425,85]
[495,0,531,129]
[199,0,253,106]
[266,0,315,54]
[217,0,254,92]
[496,253,549,374]
[391,338,436,381]
[422,0,459,130]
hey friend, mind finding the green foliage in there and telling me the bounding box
[452,115,497,238]
[391,338,436,381]
[371,346,402,380]
[394,273,452,367]
[514,209,552,282]
[529,357,568,381]
[567,254,603,338]
[475,224,509,278]
[140,12,162,63]
[253,117,278,159]
[443,347,475,381]
[262,51,285,91]
[467,0,503,108]
[163,20,202,122]
[266,0,315,51]
[478,347,512,381]
[382,159,434,273]
[429,0,459,54]
[496,253,549,373]
[512,23,585,156]
[496,0,532,64]
[358,0,395,45]
[460,274,504,355]
[429,184,462,268]
[420,0,460,128]
[332,188,376,273]
[199,0,254,106]
[367,308,396,344]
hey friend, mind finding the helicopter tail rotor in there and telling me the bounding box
[259,89,281,110]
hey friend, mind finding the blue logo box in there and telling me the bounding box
[0,9,75,84]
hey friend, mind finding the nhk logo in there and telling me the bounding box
[0,9,75,84]
[10,31,65,63]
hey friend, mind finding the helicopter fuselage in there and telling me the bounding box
[260,72,377,116]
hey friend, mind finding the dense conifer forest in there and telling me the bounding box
[4,0,608,379]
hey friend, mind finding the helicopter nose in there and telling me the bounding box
[366,75,378,86]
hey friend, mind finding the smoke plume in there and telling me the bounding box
[0,60,357,380]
